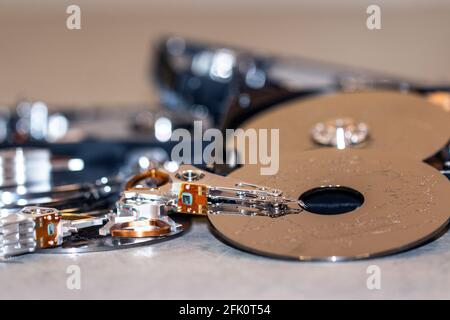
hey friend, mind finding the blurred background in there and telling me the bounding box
[1,0,449,107]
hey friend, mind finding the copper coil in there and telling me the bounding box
[110,219,171,238]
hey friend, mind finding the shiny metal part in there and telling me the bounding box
[4,100,200,144]
[99,191,182,237]
[175,169,205,182]
[0,147,86,195]
[0,174,120,210]
[0,211,36,258]
[239,91,450,160]
[45,214,190,254]
[210,149,450,261]
[0,148,51,188]
[207,183,302,217]
[110,219,172,238]
[20,206,63,249]
[0,147,117,213]
[121,148,169,176]
[117,191,168,219]
[1,206,109,258]
[0,204,187,255]
[124,166,301,218]
[311,118,369,149]
[155,36,442,128]
[61,213,106,237]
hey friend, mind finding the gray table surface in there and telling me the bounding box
[1,217,449,299]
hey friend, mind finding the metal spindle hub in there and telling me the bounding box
[311,117,369,149]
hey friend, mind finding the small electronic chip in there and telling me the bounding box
[177,183,208,215]
[21,207,63,249]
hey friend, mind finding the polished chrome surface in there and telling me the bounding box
[45,215,190,254]
[0,211,36,258]
[311,118,369,149]
[211,149,450,261]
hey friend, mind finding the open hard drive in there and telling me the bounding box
[2,1,450,299]
[0,0,450,302]
[2,35,450,261]
[156,40,450,260]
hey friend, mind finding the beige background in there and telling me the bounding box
[0,0,449,106]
